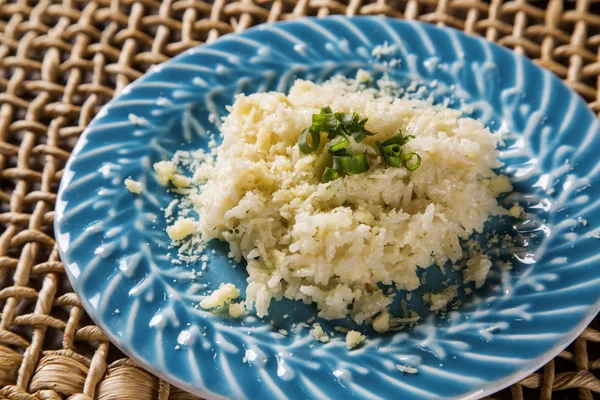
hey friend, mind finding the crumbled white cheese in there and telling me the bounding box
[356,69,371,83]
[171,174,191,188]
[488,175,513,194]
[200,283,240,309]
[228,302,245,318]
[372,311,390,333]
[423,285,458,311]
[128,113,149,126]
[345,330,365,349]
[396,364,418,374]
[166,218,195,240]
[309,323,329,343]
[578,216,588,226]
[153,160,176,186]
[464,256,492,288]
[278,329,288,336]
[508,204,524,218]
[124,178,142,194]
[371,41,397,58]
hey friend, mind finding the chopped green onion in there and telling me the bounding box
[350,129,367,143]
[312,107,338,133]
[375,141,385,156]
[298,127,321,154]
[333,111,374,142]
[376,130,421,170]
[299,106,375,150]
[382,129,415,147]
[383,144,402,167]
[322,167,341,182]
[403,152,421,171]
[385,144,401,155]
[333,152,369,174]
[376,141,403,167]
[327,135,350,154]
[298,107,421,179]
[343,114,375,143]
[334,112,356,127]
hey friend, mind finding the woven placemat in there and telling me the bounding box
[0,1,599,399]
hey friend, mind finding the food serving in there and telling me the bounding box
[148,76,515,335]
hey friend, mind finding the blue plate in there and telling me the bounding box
[55,16,600,400]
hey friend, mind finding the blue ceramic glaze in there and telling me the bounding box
[55,16,600,400]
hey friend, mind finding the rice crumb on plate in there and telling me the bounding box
[200,283,240,309]
[372,311,390,333]
[346,330,365,349]
[508,203,524,218]
[171,173,191,188]
[124,178,142,194]
[396,364,418,374]
[310,323,330,343]
[166,218,195,241]
[154,160,176,186]
[423,285,459,311]
[228,302,245,318]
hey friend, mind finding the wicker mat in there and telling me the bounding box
[0,0,599,399]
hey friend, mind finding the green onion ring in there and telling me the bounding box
[402,152,422,171]
[383,144,402,167]
[298,127,320,154]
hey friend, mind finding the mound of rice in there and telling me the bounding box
[192,79,510,324]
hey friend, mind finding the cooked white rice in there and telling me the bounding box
[192,79,510,324]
